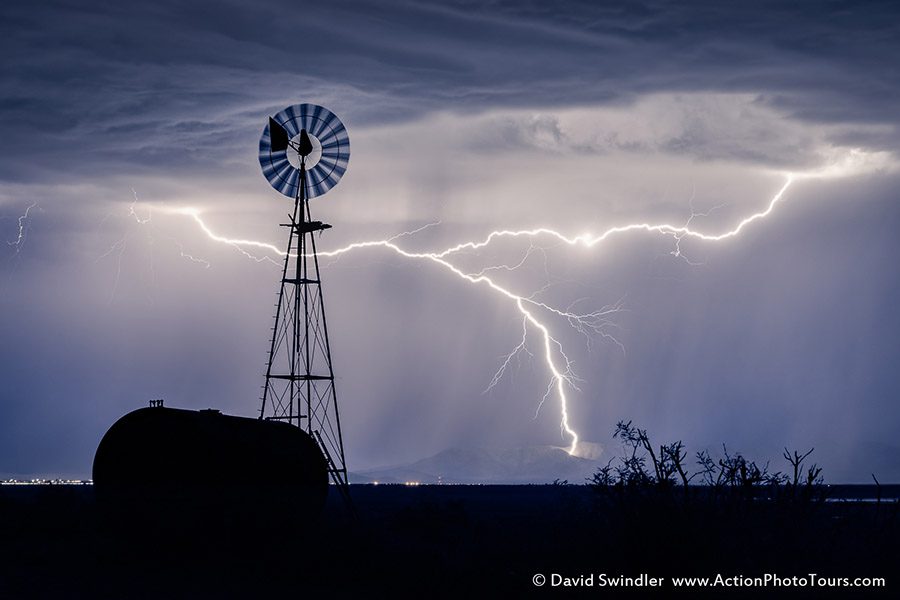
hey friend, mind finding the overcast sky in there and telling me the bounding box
[1,0,898,481]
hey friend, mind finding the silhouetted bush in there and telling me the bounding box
[590,420,826,506]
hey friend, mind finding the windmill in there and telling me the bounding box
[257,103,351,503]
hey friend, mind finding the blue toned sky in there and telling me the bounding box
[1,0,898,480]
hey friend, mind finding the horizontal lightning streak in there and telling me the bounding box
[178,209,281,266]
[164,175,794,455]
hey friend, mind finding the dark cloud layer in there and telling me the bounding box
[1,0,899,182]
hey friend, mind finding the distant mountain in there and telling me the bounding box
[350,444,604,484]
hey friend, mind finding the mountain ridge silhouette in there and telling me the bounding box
[350,444,604,484]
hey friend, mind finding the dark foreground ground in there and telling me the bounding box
[0,484,897,598]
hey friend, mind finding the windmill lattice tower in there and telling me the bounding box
[257,103,351,502]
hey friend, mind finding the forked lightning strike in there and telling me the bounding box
[148,175,796,455]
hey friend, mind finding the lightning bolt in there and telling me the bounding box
[148,175,801,456]
[97,236,128,303]
[6,201,38,255]
[668,189,728,266]
[129,189,213,277]
[98,191,212,303]
[2,201,41,294]
[128,190,152,225]
[170,208,281,266]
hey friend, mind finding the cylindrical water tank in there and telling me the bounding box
[93,405,329,518]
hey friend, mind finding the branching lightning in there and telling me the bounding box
[141,174,802,456]
[98,191,212,303]
[170,208,281,266]
[6,201,39,255]
[2,201,41,292]
[668,197,727,266]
